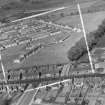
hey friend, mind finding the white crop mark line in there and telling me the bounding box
[0,54,10,94]
[29,89,39,105]
[12,7,68,23]
[25,79,70,93]
[77,3,95,73]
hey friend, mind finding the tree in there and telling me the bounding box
[21,0,30,2]
[60,13,65,17]
[67,19,105,62]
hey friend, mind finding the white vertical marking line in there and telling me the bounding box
[29,89,39,105]
[0,54,10,94]
[77,3,94,73]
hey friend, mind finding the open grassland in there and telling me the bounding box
[1,30,82,70]
[0,0,101,22]
[1,0,105,71]
[1,11,105,70]
[0,0,74,21]
[56,11,105,33]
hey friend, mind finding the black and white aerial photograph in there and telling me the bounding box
[0,0,105,105]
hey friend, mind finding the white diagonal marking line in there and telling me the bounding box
[16,91,26,105]
[0,54,6,81]
[25,79,70,93]
[0,54,10,94]
[77,3,94,73]
[29,89,39,105]
[12,7,67,23]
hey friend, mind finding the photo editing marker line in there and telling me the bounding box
[12,6,67,23]
[0,54,10,95]
[25,79,70,93]
[77,3,95,73]
[29,88,39,105]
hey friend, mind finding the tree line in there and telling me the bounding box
[67,19,105,62]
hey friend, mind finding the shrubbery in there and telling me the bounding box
[67,19,105,62]
[21,0,30,2]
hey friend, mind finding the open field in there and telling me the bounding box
[0,0,74,21]
[0,0,105,71]
[0,0,102,22]
[56,11,105,33]
[1,1,105,105]
[1,28,82,70]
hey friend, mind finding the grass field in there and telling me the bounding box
[56,11,105,33]
[1,30,82,70]
[0,0,100,22]
[0,0,74,20]
[0,0,105,71]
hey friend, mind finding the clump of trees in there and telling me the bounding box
[67,19,105,62]
[21,0,30,2]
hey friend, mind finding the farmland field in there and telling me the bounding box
[56,11,105,33]
[1,1,105,105]
[0,0,105,71]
